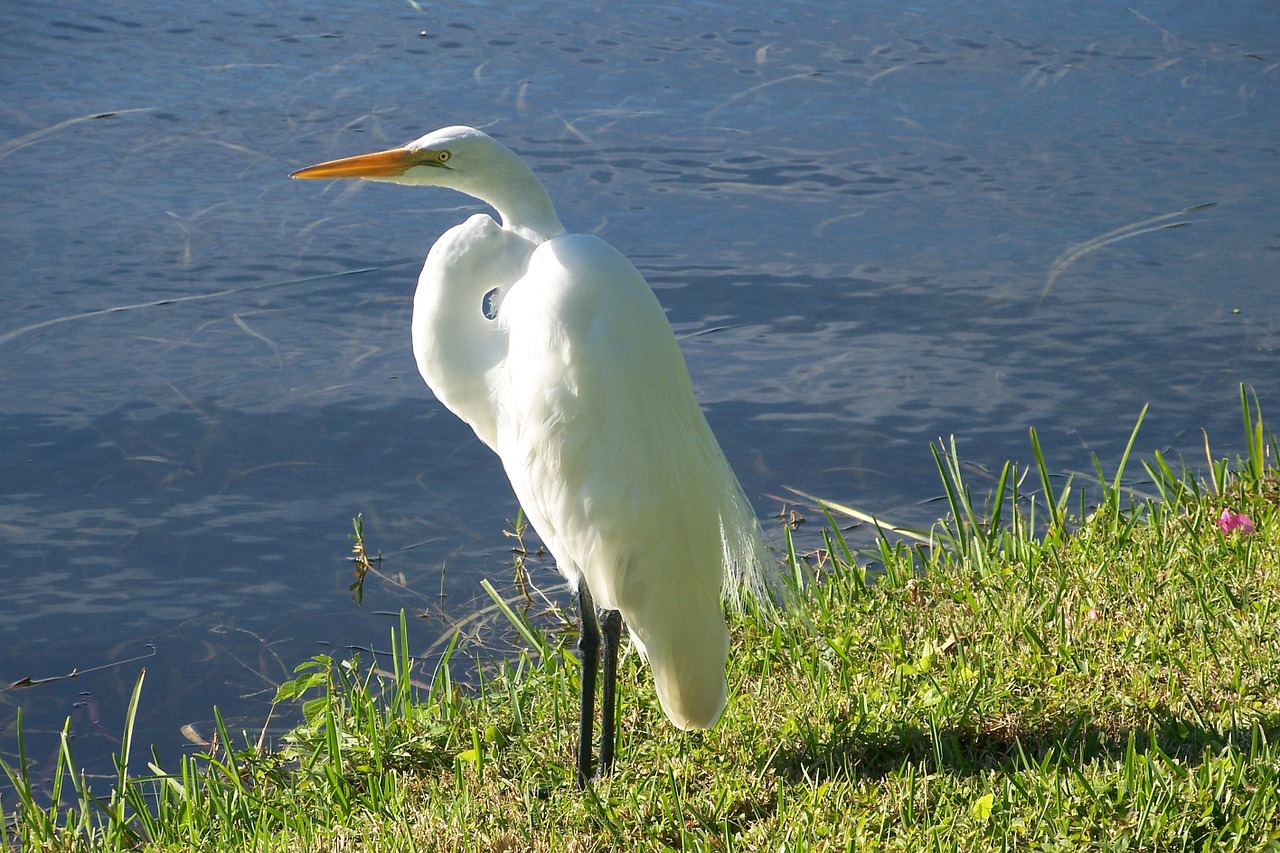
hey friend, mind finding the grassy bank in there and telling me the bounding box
[4,391,1279,851]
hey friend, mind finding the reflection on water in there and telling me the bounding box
[1,0,1277,788]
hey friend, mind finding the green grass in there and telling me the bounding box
[3,387,1279,851]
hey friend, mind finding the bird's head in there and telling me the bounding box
[293,125,507,186]
[292,125,563,240]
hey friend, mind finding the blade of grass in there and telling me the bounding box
[481,578,548,658]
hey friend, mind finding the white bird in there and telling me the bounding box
[292,125,771,786]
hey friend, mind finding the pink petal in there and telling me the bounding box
[1217,509,1256,536]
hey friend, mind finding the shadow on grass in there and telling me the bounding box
[767,707,1280,785]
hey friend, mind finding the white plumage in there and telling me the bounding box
[293,125,770,778]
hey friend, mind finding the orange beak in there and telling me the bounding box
[290,146,418,180]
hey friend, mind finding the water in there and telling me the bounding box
[1,0,1277,788]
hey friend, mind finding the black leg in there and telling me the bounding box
[576,580,600,789]
[598,608,623,776]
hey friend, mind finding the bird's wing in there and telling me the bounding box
[495,232,758,728]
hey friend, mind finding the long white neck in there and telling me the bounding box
[410,214,532,452]
[400,128,565,446]
[447,139,566,244]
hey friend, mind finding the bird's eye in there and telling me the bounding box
[437,150,451,163]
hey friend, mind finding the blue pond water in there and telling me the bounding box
[1,0,1277,788]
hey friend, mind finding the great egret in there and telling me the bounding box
[292,125,771,787]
